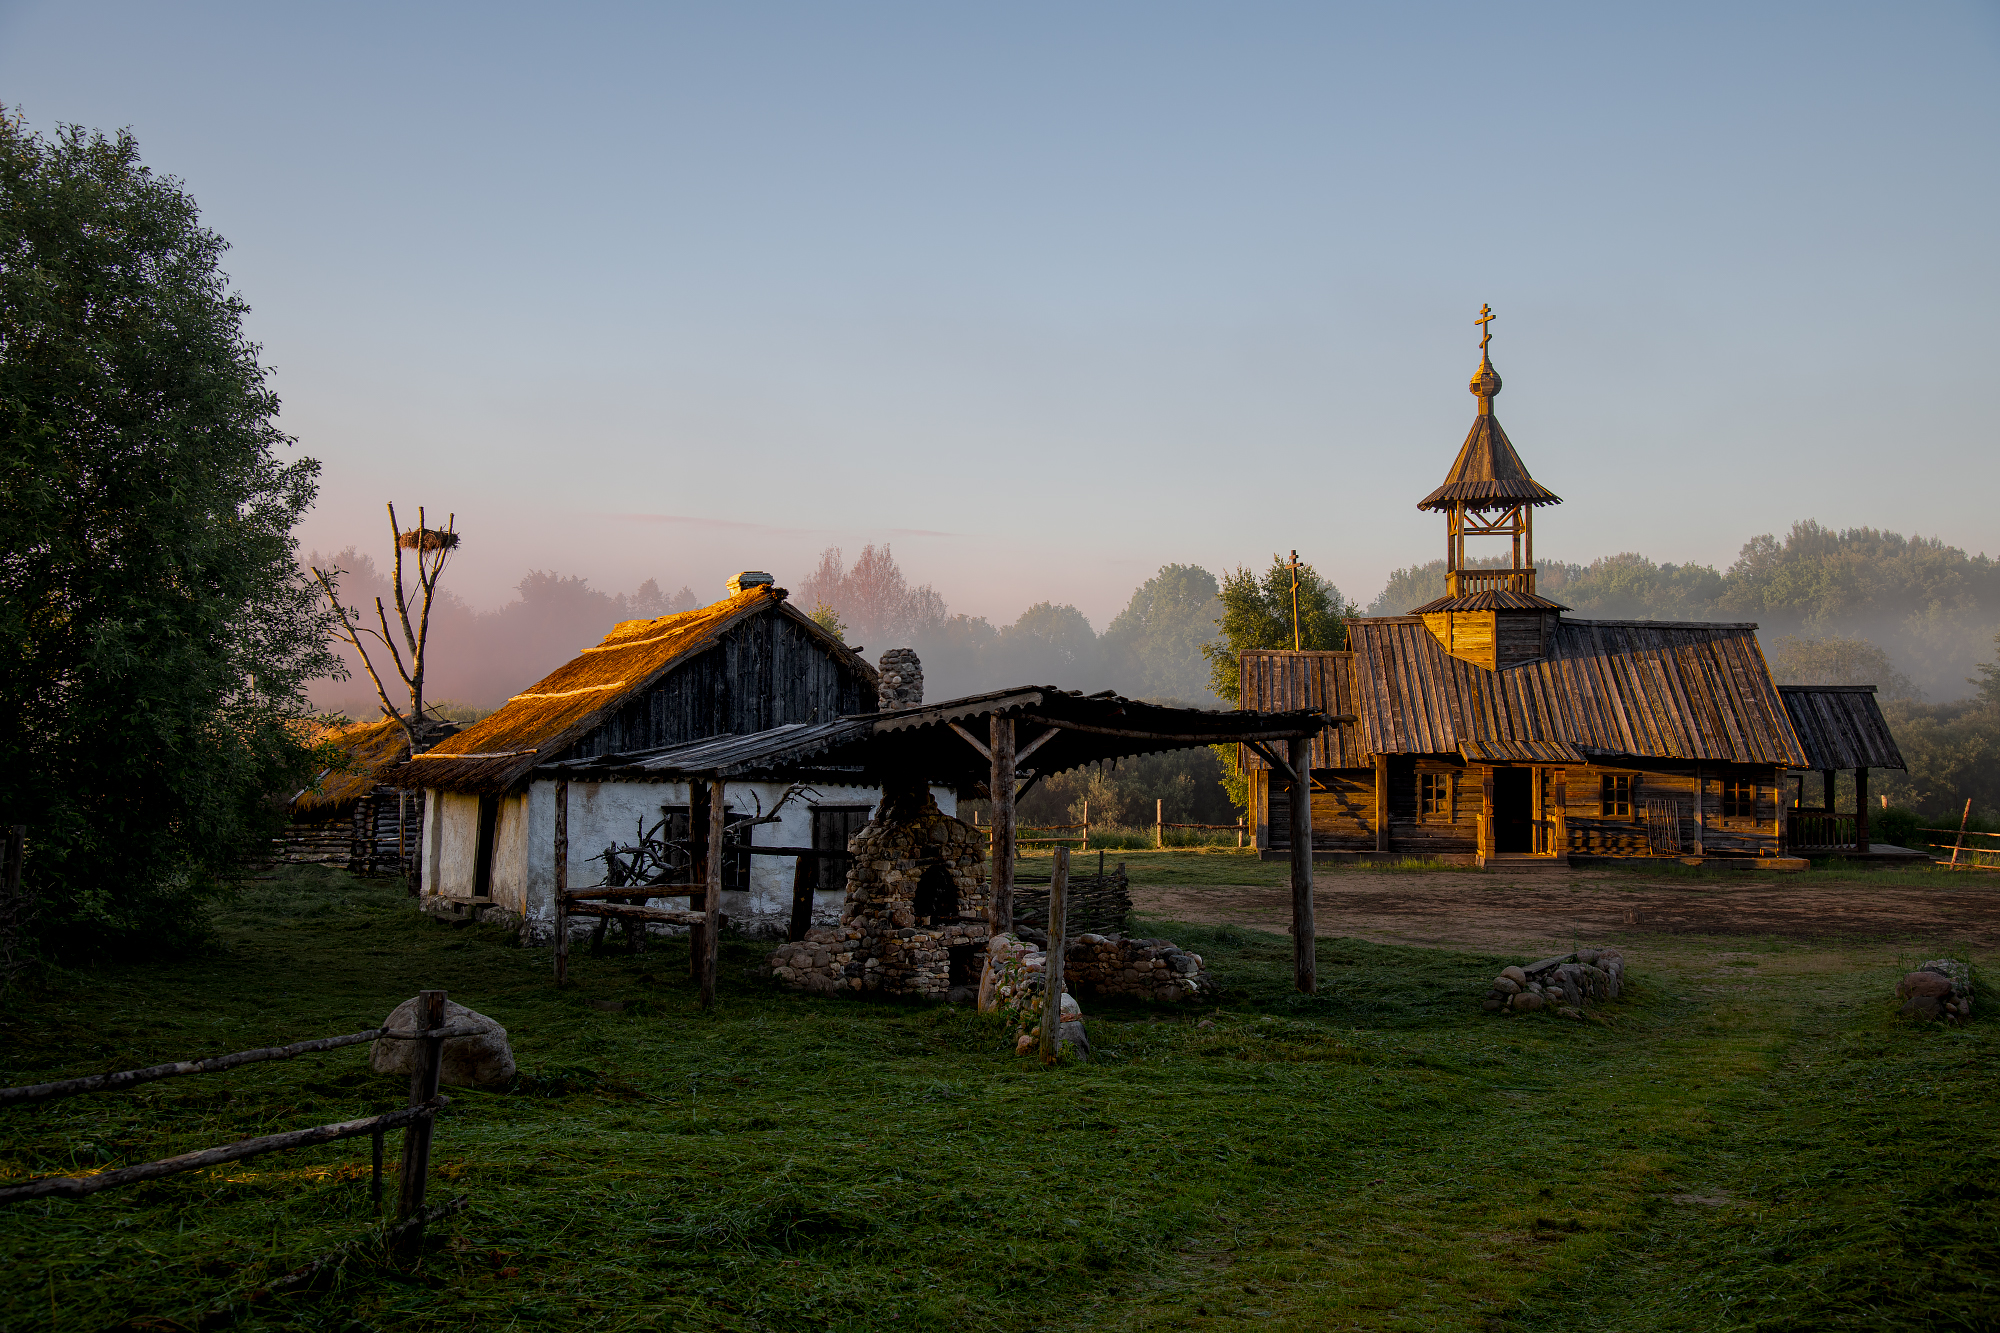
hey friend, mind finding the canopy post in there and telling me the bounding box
[1289,737,1316,995]
[701,777,724,1008]
[989,716,1016,935]
[1854,767,1869,854]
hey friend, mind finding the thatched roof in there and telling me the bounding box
[292,718,411,819]
[390,585,875,795]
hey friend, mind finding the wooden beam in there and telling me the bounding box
[564,902,707,927]
[788,853,814,943]
[689,783,710,985]
[1854,766,1869,854]
[1017,713,1344,744]
[1016,727,1059,763]
[702,778,724,1008]
[947,722,991,762]
[1288,736,1315,995]
[990,716,1016,936]
[1038,846,1070,1062]
[553,780,569,986]
[564,887,706,904]
[1372,754,1389,853]
[739,845,853,859]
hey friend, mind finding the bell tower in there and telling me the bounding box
[1410,306,1566,669]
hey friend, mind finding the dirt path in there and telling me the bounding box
[1132,870,2000,956]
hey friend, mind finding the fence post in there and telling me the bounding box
[1155,799,1162,849]
[1237,819,1245,849]
[396,989,446,1255]
[1080,801,1088,853]
[1949,798,1971,868]
[1038,847,1069,1063]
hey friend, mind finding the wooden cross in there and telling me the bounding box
[1285,549,1304,651]
[1475,303,1495,352]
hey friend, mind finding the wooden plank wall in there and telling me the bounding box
[565,612,874,761]
[1258,756,1787,858]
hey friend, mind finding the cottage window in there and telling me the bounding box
[1419,773,1450,817]
[812,805,873,891]
[1722,779,1754,818]
[1601,774,1633,818]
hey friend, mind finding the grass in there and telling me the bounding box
[0,866,1994,1331]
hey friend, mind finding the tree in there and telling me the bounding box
[1101,564,1223,703]
[0,116,337,955]
[311,505,458,743]
[1203,554,1356,703]
[1972,632,2000,709]
[795,544,947,650]
[1766,634,1919,700]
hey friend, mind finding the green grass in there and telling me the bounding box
[0,867,1995,1331]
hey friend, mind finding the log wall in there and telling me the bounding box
[1257,758,1787,858]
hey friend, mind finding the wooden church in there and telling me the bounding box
[1239,309,1903,866]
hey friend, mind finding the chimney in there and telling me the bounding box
[727,571,775,595]
[877,648,923,710]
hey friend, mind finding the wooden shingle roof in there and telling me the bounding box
[1243,619,1812,768]
[1778,687,1906,771]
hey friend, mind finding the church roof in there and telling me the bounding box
[1417,338,1562,511]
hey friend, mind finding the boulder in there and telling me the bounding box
[1901,995,1943,1021]
[370,998,515,1091]
[1898,971,1953,1000]
[1510,991,1544,1012]
[1493,977,1521,995]
[1501,966,1528,985]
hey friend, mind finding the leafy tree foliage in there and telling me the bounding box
[1765,635,1919,700]
[1101,564,1223,704]
[0,118,337,954]
[1203,554,1356,704]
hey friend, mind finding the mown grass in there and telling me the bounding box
[0,867,1994,1331]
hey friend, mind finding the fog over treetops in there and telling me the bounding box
[308,519,2000,719]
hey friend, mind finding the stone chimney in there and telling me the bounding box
[877,648,923,709]
[727,571,775,595]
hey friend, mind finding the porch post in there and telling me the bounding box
[1288,737,1316,995]
[1372,754,1389,853]
[1823,769,1836,813]
[989,716,1016,936]
[701,777,724,1008]
[1854,767,1869,854]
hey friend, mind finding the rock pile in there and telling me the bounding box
[978,933,1089,1058]
[876,648,924,709]
[1022,930,1214,1003]
[766,784,988,1000]
[1897,958,1974,1024]
[1481,948,1625,1020]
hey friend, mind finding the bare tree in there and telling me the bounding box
[311,504,459,744]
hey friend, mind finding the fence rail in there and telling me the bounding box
[0,988,464,1255]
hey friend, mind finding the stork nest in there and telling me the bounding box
[397,527,460,552]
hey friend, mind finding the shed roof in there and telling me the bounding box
[534,687,1327,791]
[1778,686,1906,771]
[391,586,875,793]
[1243,618,1812,768]
[291,718,410,819]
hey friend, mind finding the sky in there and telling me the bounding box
[4,2,1997,627]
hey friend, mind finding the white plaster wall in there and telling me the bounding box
[431,793,484,898]
[489,792,531,914]
[510,780,959,937]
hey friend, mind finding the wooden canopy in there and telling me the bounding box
[1416,352,1562,512]
[1779,686,1906,771]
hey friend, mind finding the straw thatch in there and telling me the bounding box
[292,718,412,819]
[390,585,875,796]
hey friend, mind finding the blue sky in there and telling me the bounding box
[4,2,1996,623]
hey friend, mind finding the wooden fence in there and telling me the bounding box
[1013,853,1131,936]
[0,988,472,1258]
[1926,800,2000,870]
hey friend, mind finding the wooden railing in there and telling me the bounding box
[1789,811,1859,850]
[1922,825,2000,871]
[1448,567,1535,597]
[0,989,469,1256]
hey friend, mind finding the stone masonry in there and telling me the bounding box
[766,780,987,999]
[877,648,924,709]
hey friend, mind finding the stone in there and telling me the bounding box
[370,997,515,1091]
[1576,949,1601,966]
[1493,977,1520,995]
[1898,971,1953,1000]
[1511,991,1544,1012]
[1557,1006,1583,1020]
[1482,998,1504,1012]
[1901,995,1943,1021]
[1501,966,1528,985]
[1197,1018,1216,1029]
